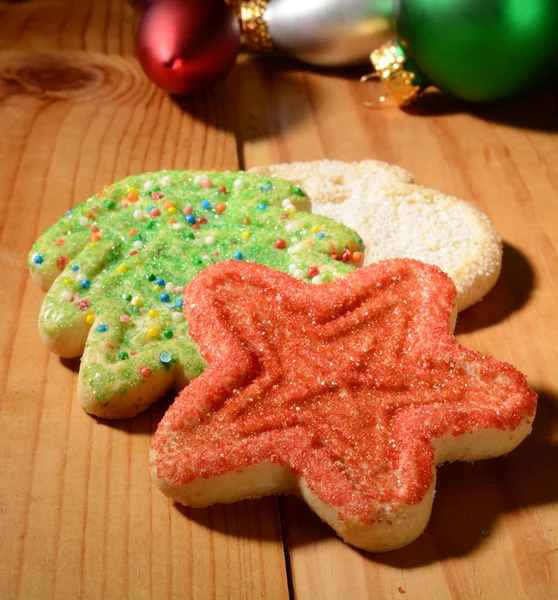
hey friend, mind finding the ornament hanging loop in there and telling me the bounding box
[361,41,424,109]
[358,72,389,108]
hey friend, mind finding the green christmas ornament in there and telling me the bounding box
[367,0,558,106]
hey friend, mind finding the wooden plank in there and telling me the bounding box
[2,0,558,598]
[235,57,558,599]
[0,1,288,599]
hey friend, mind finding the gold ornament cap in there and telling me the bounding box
[225,0,274,53]
[361,41,423,107]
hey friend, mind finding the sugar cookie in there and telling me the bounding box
[151,259,536,552]
[250,159,502,311]
[29,170,363,418]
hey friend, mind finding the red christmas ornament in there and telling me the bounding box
[136,0,241,95]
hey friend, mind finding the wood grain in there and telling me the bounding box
[1,1,558,599]
[232,45,558,600]
[0,1,288,599]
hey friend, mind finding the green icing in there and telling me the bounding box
[29,170,364,415]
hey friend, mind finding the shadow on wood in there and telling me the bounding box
[455,241,535,334]
[86,390,175,435]
[60,356,81,374]
[170,54,317,153]
[178,496,285,543]
[402,88,558,133]
[226,54,558,134]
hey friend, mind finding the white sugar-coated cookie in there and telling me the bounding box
[250,160,502,311]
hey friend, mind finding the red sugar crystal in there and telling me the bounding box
[152,260,536,522]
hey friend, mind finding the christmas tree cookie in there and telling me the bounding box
[29,170,363,418]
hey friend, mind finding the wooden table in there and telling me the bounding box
[1,1,557,598]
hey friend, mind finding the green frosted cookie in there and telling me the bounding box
[29,170,364,419]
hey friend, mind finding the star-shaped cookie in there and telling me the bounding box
[28,170,363,418]
[151,259,536,552]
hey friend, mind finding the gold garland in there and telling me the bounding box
[224,1,274,52]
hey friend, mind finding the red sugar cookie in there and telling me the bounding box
[150,259,537,552]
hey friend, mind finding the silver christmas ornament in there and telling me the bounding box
[228,0,396,67]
